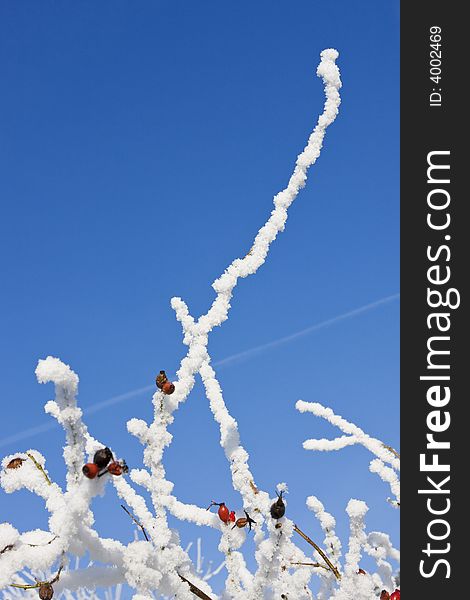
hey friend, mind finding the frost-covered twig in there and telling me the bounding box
[177,574,214,600]
[364,532,400,593]
[296,401,400,506]
[25,453,52,486]
[37,357,86,491]
[121,506,149,542]
[122,47,342,598]
[293,525,341,579]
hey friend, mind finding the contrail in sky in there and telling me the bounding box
[0,293,399,448]
[214,293,399,367]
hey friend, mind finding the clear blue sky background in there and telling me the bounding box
[0,1,399,595]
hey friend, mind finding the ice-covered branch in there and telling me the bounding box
[296,400,400,506]
[364,532,400,592]
[369,459,400,507]
[121,48,342,598]
[36,357,86,490]
[330,501,376,600]
[306,496,342,566]
[343,500,368,577]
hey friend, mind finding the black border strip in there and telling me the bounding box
[401,3,464,597]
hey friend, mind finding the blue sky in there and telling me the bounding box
[0,0,399,594]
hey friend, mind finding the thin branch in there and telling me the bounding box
[10,566,63,590]
[293,525,341,580]
[50,564,63,585]
[178,573,214,600]
[120,507,214,598]
[120,504,149,542]
[290,562,330,571]
[27,452,52,486]
[382,444,400,459]
[27,535,59,547]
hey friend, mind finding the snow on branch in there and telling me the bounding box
[1,49,399,600]
[296,400,400,507]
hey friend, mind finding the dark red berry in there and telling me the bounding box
[6,458,25,469]
[107,462,121,476]
[156,370,168,389]
[380,592,390,600]
[233,518,246,528]
[231,511,256,531]
[107,460,128,476]
[270,491,285,519]
[93,447,113,469]
[82,463,99,479]
[156,371,175,394]
[38,584,54,600]
[162,381,175,395]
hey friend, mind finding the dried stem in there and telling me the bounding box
[49,565,63,585]
[293,525,341,580]
[27,535,58,547]
[178,573,214,600]
[27,452,52,486]
[10,565,63,590]
[382,444,400,459]
[290,562,330,571]
[120,504,214,597]
[120,504,150,542]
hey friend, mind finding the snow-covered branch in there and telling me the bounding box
[296,400,400,507]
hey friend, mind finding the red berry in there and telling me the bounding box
[162,381,175,395]
[229,511,236,522]
[82,463,99,479]
[7,458,25,469]
[217,503,230,523]
[107,462,122,476]
[390,590,400,600]
[380,592,390,600]
[357,568,366,575]
[108,461,128,476]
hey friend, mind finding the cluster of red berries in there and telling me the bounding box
[381,589,400,600]
[82,447,128,479]
[207,491,284,531]
[207,501,256,531]
[207,501,236,524]
[156,370,175,395]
